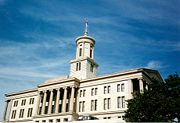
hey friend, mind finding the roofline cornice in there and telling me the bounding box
[76,35,95,44]
[5,88,38,97]
[81,68,158,82]
[38,77,80,88]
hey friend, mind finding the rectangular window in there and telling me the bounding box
[29,98,34,104]
[27,108,33,117]
[79,89,86,97]
[21,99,26,106]
[104,86,110,94]
[104,98,110,110]
[11,110,16,119]
[56,119,60,123]
[49,119,53,123]
[79,48,82,56]
[95,88,98,95]
[117,83,125,92]
[108,86,110,93]
[104,98,107,110]
[19,109,24,118]
[104,86,107,94]
[117,97,121,108]
[108,98,111,109]
[91,88,98,96]
[121,83,125,92]
[13,101,15,107]
[91,100,97,111]
[117,96,125,108]
[13,100,18,107]
[82,101,85,112]
[95,100,97,111]
[79,101,85,112]
[83,90,85,97]
[91,100,94,111]
[117,84,120,92]
[122,96,125,108]
[91,88,94,96]
[64,118,68,122]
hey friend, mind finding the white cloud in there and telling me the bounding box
[146,60,163,69]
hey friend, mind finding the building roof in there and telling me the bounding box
[81,68,163,82]
[5,68,162,97]
[38,76,80,87]
[5,88,37,97]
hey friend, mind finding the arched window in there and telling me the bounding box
[76,62,81,71]
[79,48,82,57]
[90,49,92,58]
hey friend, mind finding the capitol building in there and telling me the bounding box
[3,23,162,123]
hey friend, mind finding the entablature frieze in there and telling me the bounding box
[38,85,79,93]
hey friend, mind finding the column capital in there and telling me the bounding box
[49,89,54,92]
[5,99,10,102]
[138,78,144,81]
[38,91,43,94]
[56,88,61,91]
[73,85,79,89]
[71,85,75,88]
[63,86,67,89]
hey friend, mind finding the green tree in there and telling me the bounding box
[123,73,180,122]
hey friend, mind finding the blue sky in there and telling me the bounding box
[0,0,179,120]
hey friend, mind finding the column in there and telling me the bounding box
[55,88,60,113]
[62,87,67,112]
[42,90,47,114]
[36,92,41,115]
[127,79,133,99]
[139,78,144,93]
[4,100,12,121]
[3,100,9,121]
[69,86,75,112]
[48,90,53,114]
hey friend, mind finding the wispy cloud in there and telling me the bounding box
[146,60,164,69]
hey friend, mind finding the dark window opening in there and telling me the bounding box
[79,48,82,56]
[132,79,140,92]
[90,49,92,58]
[79,62,81,70]
[76,63,79,71]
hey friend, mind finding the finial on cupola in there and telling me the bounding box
[84,18,88,36]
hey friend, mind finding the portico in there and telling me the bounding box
[35,77,80,119]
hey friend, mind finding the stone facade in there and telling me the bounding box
[3,25,163,123]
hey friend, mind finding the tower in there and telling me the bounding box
[70,20,98,80]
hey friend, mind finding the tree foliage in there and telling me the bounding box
[123,73,180,122]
